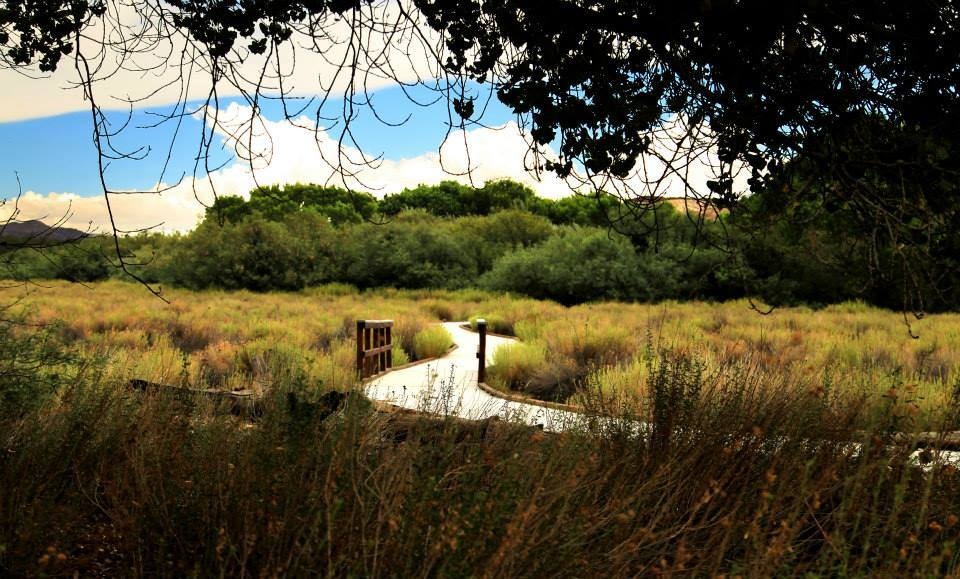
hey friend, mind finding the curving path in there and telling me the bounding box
[365,322,960,468]
[364,322,583,431]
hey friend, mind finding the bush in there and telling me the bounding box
[0,237,113,282]
[0,315,74,417]
[168,213,337,291]
[412,326,454,359]
[339,215,477,289]
[455,210,554,271]
[481,229,644,305]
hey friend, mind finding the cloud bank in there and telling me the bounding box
[2,102,745,234]
[1,103,574,233]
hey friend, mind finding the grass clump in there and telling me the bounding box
[412,325,453,359]
[469,313,514,335]
[187,340,241,387]
[488,341,548,390]
[391,342,410,366]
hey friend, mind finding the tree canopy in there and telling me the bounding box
[3,1,960,308]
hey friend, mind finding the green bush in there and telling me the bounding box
[455,210,554,271]
[481,228,644,305]
[339,215,478,289]
[167,212,337,291]
[0,237,113,282]
[0,314,75,417]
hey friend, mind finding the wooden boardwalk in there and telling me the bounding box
[364,322,583,431]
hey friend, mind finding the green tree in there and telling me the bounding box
[205,195,253,225]
[471,179,538,214]
[379,181,475,217]
[247,184,377,225]
[339,212,477,289]
[170,213,337,291]
[481,229,648,305]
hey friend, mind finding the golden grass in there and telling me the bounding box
[412,325,454,359]
[7,280,960,427]
[6,282,960,576]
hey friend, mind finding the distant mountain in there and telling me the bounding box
[662,197,721,220]
[0,220,88,243]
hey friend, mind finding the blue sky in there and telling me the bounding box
[0,66,726,234]
[0,83,516,199]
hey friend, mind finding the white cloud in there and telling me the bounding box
[0,188,210,235]
[0,103,574,233]
[192,102,575,198]
[0,3,437,122]
[0,103,747,234]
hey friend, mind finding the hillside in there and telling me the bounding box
[0,220,87,243]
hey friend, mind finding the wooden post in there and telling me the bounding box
[356,320,366,378]
[385,325,392,370]
[477,318,487,384]
[377,326,387,374]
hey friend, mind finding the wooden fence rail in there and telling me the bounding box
[357,319,393,379]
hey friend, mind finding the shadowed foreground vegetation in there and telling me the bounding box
[2,338,960,576]
[2,282,960,576]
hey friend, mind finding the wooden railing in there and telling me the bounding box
[357,320,393,379]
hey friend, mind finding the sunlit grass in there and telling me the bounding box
[6,279,960,428]
[3,280,960,575]
[489,341,549,392]
[413,325,454,359]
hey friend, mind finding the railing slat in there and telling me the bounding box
[356,319,394,379]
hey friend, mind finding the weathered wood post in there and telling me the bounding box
[476,318,487,384]
[385,324,392,371]
[356,319,367,378]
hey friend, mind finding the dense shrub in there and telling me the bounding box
[168,213,337,291]
[339,214,478,289]
[455,210,554,271]
[0,237,113,282]
[4,176,951,310]
[481,229,645,305]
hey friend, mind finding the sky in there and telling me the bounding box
[1,79,586,233]
[0,10,739,235]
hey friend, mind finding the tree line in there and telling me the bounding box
[3,179,958,311]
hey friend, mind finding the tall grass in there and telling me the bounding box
[489,342,549,391]
[9,280,960,426]
[413,326,454,359]
[2,337,959,576]
[3,282,960,574]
